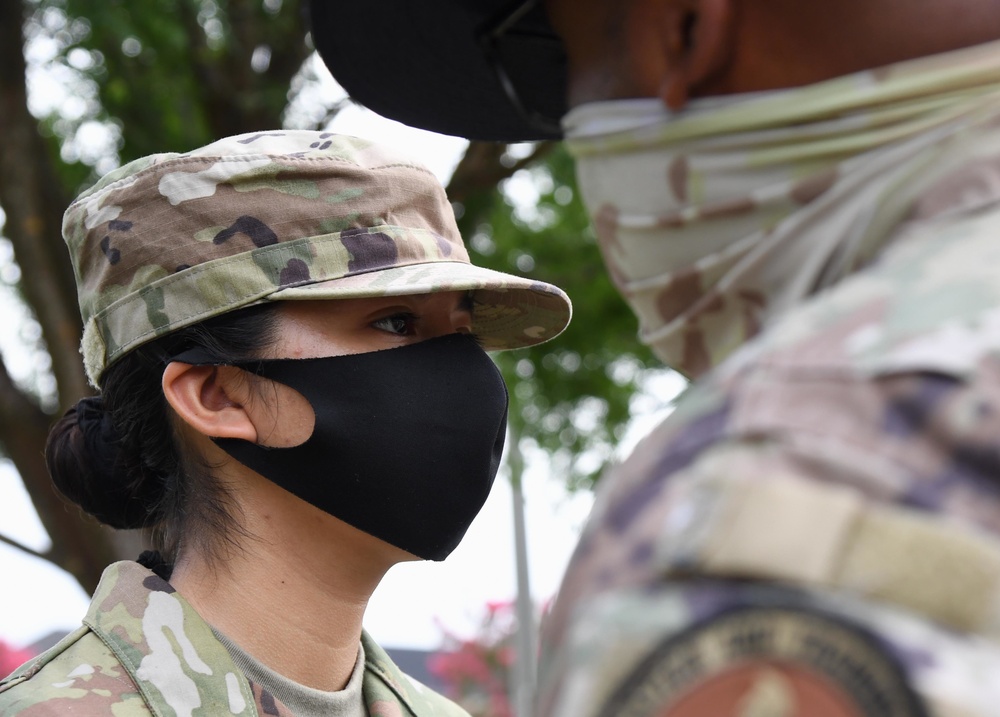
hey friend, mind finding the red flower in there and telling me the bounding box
[0,640,34,677]
[429,600,526,717]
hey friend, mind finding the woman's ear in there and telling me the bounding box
[654,0,735,109]
[161,362,258,442]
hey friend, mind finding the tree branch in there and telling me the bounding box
[0,293,113,595]
[447,141,556,204]
[0,0,90,408]
[0,532,50,563]
[264,1,312,86]
[177,0,310,139]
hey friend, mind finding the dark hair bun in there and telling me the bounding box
[45,396,156,529]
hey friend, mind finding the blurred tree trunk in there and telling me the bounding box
[0,0,312,593]
[0,0,115,594]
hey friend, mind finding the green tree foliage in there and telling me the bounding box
[32,0,314,186]
[429,600,518,717]
[452,146,661,490]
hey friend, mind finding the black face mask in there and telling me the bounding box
[176,333,508,561]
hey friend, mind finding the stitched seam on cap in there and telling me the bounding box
[68,156,437,207]
[95,226,459,363]
[94,223,424,314]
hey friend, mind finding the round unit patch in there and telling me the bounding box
[598,606,927,717]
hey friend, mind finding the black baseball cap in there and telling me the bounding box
[309,0,569,141]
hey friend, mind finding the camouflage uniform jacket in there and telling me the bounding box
[540,156,1000,713]
[0,561,468,717]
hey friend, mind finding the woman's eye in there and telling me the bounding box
[372,313,416,335]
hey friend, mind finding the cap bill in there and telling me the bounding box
[271,260,572,350]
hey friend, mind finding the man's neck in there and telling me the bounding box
[715,0,1000,96]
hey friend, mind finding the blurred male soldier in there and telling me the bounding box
[312,1,1000,714]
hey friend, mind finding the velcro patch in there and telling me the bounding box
[597,606,928,717]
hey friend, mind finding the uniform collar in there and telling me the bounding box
[85,561,257,715]
[84,561,446,717]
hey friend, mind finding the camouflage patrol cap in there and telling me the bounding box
[63,130,572,385]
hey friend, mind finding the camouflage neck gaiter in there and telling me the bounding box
[564,40,1000,379]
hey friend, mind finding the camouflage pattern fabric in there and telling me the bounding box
[564,39,1000,379]
[540,42,1000,717]
[0,561,469,717]
[62,130,571,386]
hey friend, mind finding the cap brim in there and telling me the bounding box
[309,0,568,141]
[270,261,571,350]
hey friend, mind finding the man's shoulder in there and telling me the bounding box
[539,204,1000,717]
[0,626,149,716]
[741,203,1000,378]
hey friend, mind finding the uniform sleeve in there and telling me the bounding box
[539,363,1000,717]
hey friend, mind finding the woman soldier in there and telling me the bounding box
[0,131,571,717]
